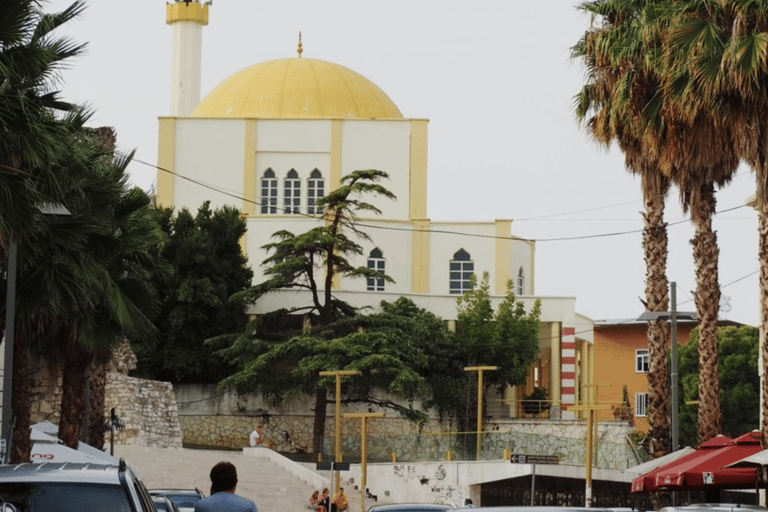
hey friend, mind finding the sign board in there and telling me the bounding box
[510,454,559,465]
[316,462,350,471]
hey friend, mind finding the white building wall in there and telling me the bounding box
[255,120,331,153]
[173,119,246,209]
[340,121,412,221]
[340,220,414,294]
[427,222,497,296]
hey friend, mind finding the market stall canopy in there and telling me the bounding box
[626,446,696,476]
[652,431,762,491]
[631,436,732,492]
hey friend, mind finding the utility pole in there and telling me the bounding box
[569,401,610,507]
[343,412,385,512]
[319,370,360,490]
[464,366,498,460]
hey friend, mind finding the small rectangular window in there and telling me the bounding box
[636,349,649,373]
[635,392,648,417]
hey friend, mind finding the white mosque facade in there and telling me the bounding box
[157,1,594,419]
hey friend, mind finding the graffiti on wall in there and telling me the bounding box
[391,464,462,504]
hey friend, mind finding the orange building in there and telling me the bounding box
[592,317,743,432]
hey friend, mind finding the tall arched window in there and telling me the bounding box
[516,267,525,295]
[367,248,386,291]
[260,168,277,214]
[307,169,325,215]
[284,169,301,214]
[449,249,474,294]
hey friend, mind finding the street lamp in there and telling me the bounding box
[2,203,70,462]
[638,281,697,452]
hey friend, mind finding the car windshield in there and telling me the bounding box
[0,482,133,512]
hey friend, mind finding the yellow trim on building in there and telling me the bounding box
[411,219,431,293]
[166,2,209,25]
[330,121,342,189]
[549,323,561,407]
[242,121,256,216]
[494,219,512,295]
[157,118,176,207]
[409,120,428,220]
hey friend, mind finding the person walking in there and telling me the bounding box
[194,461,258,512]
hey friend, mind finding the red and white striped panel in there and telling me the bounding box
[560,326,576,408]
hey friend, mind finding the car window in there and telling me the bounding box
[0,482,133,512]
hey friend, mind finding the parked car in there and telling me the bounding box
[368,504,454,512]
[0,459,156,511]
[660,505,768,512]
[152,495,182,512]
[150,488,206,512]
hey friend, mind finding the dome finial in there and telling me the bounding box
[297,32,303,58]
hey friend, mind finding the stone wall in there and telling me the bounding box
[175,384,644,469]
[105,373,182,448]
[29,340,182,448]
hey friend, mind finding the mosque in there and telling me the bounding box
[156,1,595,420]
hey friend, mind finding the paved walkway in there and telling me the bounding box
[113,444,361,512]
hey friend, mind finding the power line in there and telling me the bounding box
[133,158,752,244]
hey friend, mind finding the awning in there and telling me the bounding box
[631,435,732,492]
[625,446,696,476]
[653,431,762,491]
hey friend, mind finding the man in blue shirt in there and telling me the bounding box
[195,461,258,512]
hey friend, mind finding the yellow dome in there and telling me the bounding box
[191,58,403,119]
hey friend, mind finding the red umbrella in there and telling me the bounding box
[653,431,762,490]
[631,435,732,493]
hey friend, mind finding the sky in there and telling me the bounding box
[46,0,760,327]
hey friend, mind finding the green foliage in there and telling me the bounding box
[456,272,542,388]
[678,325,759,446]
[134,201,253,383]
[215,297,458,423]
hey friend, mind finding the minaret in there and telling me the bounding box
[166,1,209,117]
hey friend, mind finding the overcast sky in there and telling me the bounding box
[47,0,760,327]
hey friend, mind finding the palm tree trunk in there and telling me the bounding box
[58,345,91,448]
[642,172,671,457]
[86,359,107,449]
[691,183,721,443]
[10,331,32,463]
[757,194,768,437]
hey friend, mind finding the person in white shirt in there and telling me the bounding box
[249,425,263,447]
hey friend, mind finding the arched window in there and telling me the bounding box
[307,169,325,215]
[284,169,301,214]
[516,267,525,295]
[449,249,474,295]
[260,168,277,214]
[367,248,386,291]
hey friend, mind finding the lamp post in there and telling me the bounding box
[343,412,385,512]
[638,281,697,452]
[464,365,498,460]
[2,203,70,463]
[319,370,360,490]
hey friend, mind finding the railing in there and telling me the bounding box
[486,398,553,419]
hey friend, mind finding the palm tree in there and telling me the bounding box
[51,142,163,449]
[573,0,673,455]
[0,0,88,462]
[575,0,740,445]
[661,0,768,441]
